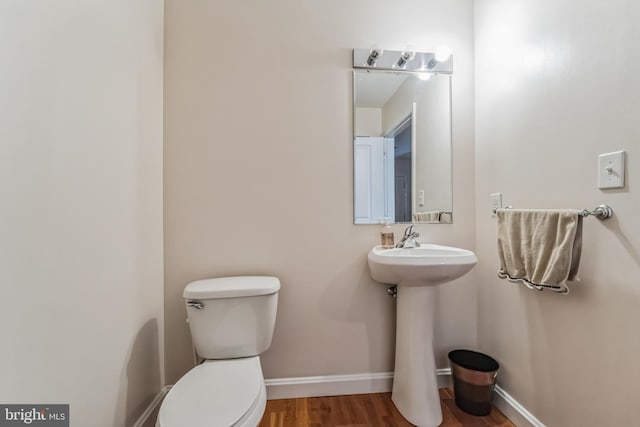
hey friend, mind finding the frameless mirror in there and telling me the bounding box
[352,50,453,225]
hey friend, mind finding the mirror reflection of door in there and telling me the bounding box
[353,116,413,224]
[354,137,394,224]
[389,117,412,223]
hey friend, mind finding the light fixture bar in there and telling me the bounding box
[353,48,453,73]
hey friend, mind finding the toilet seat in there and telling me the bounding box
[157,357,266,427]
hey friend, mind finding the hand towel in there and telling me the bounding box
[439,212,452,223]
[496,209,583,294]
[414,211,441,222]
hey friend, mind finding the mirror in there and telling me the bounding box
[353,69,453,225]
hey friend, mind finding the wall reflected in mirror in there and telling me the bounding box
[353,70,453,224]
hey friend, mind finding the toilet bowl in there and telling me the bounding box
[157,276,280,427]
[157,358,266,427]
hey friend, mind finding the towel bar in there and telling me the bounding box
[495,204,613,220]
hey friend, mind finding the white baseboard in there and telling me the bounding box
[265,369,545,427]
[264,369,451,400]
[132,385,171,427]
[494,384,546,427]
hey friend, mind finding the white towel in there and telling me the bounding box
[414,211,442,222]
[439,212,452,223]
[496,209,583,294]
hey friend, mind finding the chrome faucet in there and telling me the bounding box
[395,225,421,248]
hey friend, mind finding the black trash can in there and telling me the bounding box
[448,349,500,416]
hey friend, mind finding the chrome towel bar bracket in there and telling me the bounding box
[578,204,613,220]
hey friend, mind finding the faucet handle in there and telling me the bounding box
[403,225,415,237]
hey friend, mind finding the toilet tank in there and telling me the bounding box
[183,276,280,359]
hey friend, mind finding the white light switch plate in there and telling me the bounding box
[598,151,625,189]
[490,193,502,216]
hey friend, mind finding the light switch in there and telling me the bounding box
[418,190,425,207]
[598,151,625,189]
[490,193,502,216]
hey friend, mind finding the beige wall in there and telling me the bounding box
[413,76,452,213]
[354,108,382,137]
[0,1,164,426]
[475,0,640,425]
[164,0,476,383]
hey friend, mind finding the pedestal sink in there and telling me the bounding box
[368,244,477,427]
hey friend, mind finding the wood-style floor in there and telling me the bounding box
[259,388,515,427]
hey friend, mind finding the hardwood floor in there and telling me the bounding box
[259,388,515,427]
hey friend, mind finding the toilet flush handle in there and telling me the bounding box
[187,300,204,309]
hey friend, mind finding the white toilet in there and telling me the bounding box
[157,276,280,427]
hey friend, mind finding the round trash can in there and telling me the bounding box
[448,349,500,416]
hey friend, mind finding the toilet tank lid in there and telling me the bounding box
[183,276,280,299]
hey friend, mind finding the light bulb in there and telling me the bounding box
[367,49,383,66]
[434,46,452,62]
[397,51,416,68]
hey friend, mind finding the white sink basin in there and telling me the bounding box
[368,244,477,286]
[367,243,477,426]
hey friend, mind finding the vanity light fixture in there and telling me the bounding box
[367,49,382,66]
[396,51,415,68]
[353,48,452,73]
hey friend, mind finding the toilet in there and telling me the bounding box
[157,276,280,427]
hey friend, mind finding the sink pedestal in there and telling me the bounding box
[367,243,478,427]
[392,283,441,427]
